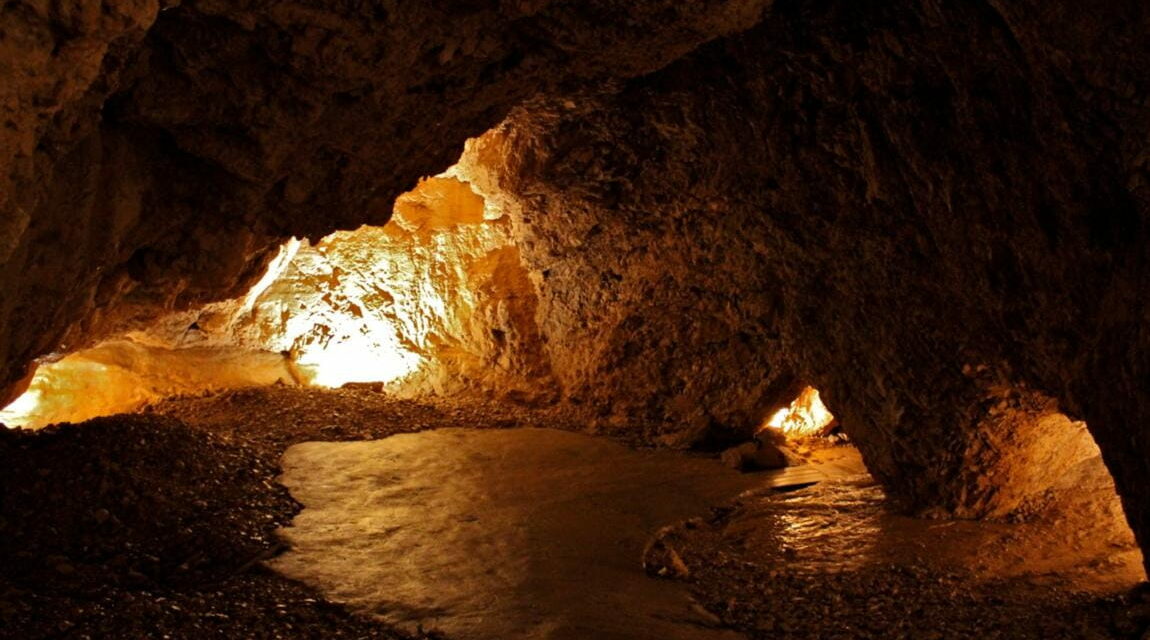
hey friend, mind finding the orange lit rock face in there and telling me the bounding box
[1,173,553,428]
[0,0,770,409]
[944,379,1108,520]
[461,126,799,443]
[762,387,835,439]
[246,175,552,397]
[0,341,294,429]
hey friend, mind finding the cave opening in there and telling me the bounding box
[1,149,547,429]
[762,385,837,439]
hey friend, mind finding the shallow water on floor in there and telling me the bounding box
[715,469,1141,593]
[267,428,1142,639]
[268,428,763,639]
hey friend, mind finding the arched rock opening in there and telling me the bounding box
[2,166,555,428]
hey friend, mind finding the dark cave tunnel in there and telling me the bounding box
[2,0,1150,637]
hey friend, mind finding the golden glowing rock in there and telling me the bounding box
[2,169,553,428]
[762,386,836,438]
[392,176,489,233]
[0,341,295,429]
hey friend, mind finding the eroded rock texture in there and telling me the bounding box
[141,173,553,399]
[462,124,801,445]
[475,0,1150,556]
[4,0,1150,572]
[0,0,768,404]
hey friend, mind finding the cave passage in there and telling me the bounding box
[3,1,1150,637]
[2,129,1146,638]
[762,386,836,438]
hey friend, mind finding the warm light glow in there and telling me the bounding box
[2,141,543,425]
[293,326,423,388]
[762,386,835,438]
[263,172,533,391]
[242,238,301,314]
[0,385,43,429]
[0,342,296,429]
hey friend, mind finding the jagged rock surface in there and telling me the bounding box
[0,0,769,404]
[4,0,1150,573]
[140,174,555,399]
[473,0,1150,563]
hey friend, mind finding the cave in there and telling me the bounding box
[2,1,1150,637]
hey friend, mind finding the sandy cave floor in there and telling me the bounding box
[0,386,1147,639]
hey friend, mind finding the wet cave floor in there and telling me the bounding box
[0,386,1146,639]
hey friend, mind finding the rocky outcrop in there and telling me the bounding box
[461,122,801,445]
[471,0,1150,561]
[0,0,770,405]
[4,0,1150,573]
[138,173,554,400]
[0,339,295,429]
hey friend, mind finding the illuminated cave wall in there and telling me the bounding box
[454,3,1147,525]
[0,340,294,429]
[151,173,554,398]
[3,173,553,428]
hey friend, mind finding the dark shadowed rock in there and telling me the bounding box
[4,0,1150,578]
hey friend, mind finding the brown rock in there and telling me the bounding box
[721,440,789,472]
[3,0,1150,580]
[642,535,691,579]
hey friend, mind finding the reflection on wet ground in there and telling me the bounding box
[712,476,1140,584]
[663,449,1145,639]
[268,425,1145,639]
[717,448,1141,591]
[270,428,760,639]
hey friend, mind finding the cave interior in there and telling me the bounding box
[2,1,1150,638]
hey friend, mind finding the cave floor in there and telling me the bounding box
[268,427,758,639]
[664,477,1145,639]
[0,386,1145,639]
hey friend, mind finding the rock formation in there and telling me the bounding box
[3,0,1150,572]
[0,0,768,405]
[475,1,1150,556]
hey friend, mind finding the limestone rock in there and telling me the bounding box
[0,0,771,404]
[3,0,1150,577]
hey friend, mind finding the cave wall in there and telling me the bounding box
[0,339,295,429]
[139,173,555,400]
[0,0,770,405]
[460,118,801,446]
[5,0,1150,570]
[467,0,1150,532]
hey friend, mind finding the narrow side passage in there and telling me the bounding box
[269,428,760,640]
